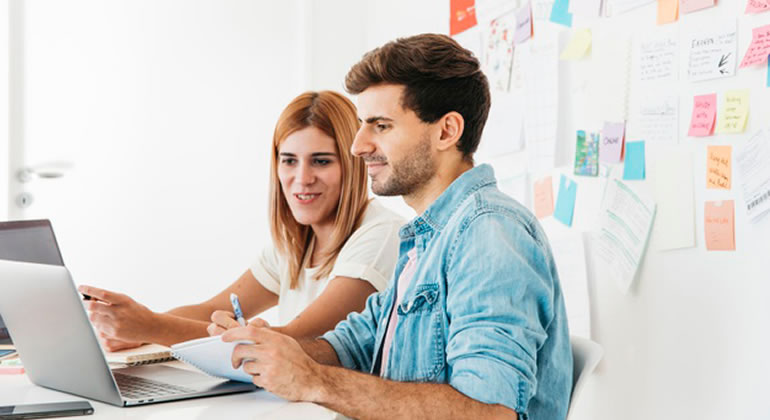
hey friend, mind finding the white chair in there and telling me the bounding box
[567,336,603,419]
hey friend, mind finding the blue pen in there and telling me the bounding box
[230,293,246,326]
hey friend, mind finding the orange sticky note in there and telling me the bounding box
[533,176,554,219]
[704,200,735,251]
[706,145,732,190]
[657,0,679,25]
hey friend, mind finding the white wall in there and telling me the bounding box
[1,3,9,219]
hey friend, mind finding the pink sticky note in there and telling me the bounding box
[533,176,554,219]
[746,0,770,14]
[740,24,770,68]
[704,200,735,251]
[600,121,625,164]
[706,145,732,190]
[657,0,679,25]
[688,94,717,137]
[514,1,533,45]
[681,0,715,13]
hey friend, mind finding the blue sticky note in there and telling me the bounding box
[623,141,646,180]
[554,174,577,227]
[550,0,573,27]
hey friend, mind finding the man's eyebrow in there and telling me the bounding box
[358,116,394,124]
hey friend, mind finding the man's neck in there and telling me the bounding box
[404,160,474,215]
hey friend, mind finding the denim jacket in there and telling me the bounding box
[322,164,572,419]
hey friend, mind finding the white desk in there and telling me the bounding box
[0,364,345,420]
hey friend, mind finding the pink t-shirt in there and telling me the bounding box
[380,248,418,375]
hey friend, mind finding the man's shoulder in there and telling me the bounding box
[449,183,536,233]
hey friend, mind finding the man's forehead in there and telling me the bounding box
[356,84,406,120]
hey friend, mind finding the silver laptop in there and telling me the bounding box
[0,259,256,406]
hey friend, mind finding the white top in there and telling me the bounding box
[250,200,404,325]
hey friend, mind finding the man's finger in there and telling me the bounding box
[231,343,262,368]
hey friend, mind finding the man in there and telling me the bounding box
[223,33,572,419]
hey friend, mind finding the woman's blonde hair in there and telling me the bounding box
[269,91,369,289]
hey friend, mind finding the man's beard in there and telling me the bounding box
[371,133,436,197]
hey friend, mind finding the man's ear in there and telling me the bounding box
[436,111,465,152]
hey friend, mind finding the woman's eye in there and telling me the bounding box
[314,159,331,166]
[281,158,296,165]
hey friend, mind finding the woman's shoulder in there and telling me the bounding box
[358,199,407,229]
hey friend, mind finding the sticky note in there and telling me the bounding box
[514,1,533,45]
[554,175,577,227]
[681,0,715,14]
[560,29,592,60]
[533,176,554,219]
[767,56,770,86]
[574,130,599,176]
[746,0,770,14]
[706,145,732,189]
[716,89,749,134]
[550,0,573,27]
[657,0,679,25]
[704,200,735,251]
[600,121,625,163]
[739,24,770,68]
[623,141,646,180]
[450,0,478,36]
[688,94,717,137]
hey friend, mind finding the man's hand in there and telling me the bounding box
[222,322,323,402]
[78,285,155,351]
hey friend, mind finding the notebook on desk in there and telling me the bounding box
[171,336,254,383]
[106,344,174,366]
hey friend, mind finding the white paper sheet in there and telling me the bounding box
[736,129,770,223]
[687,23,738,82]
[652,146,695,250]
[523,31,560,174]
[593,178,656,293]
[569,0,603,16]
[628,95,679,143]
[603,0,654,16]
[550,233,592,338]
[638,34,678,82]
[592,31,631,122]
[478,90,526,159]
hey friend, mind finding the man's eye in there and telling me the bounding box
[376,124,389,132]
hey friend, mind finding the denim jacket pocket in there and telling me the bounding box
[391,283,445,382]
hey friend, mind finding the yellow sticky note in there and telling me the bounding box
[560,29,592,60]
[657,0,678,25]
[716,89,749,134]
[706,145,731,190]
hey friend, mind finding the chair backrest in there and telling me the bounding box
[567,336,604,419]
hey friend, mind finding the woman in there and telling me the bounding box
[80,91,403,351]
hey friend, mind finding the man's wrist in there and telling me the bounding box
[303,361,333,404]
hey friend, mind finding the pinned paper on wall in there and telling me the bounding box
[605,0,655,16]
[533,176,555,219]
[560,29,592,60]
[687,93,717,137]
[736,129,770,223]
[639,35,678,82]
[514,1,533,44]
[554,174,578,227]
[592,32,631,122]
[652,146,695,250]
[524,32,560,174]
[706,145,732,190]
[569,0,603,16]
[600,122,625,163]
[549,233,591,337]
[687,25,737,82]
[550,0,573,26]
[657,0,679,24]
[485,10,517,92]
[746,0,770,14]
[450,0,478,36]
[739,24,770,68]
[574,130,600,176]
[623,141,646,180]
[680,0,715,14]
[716,89,749,134]
[704,200,736,251]
[630,95,679,143]
[478,90,525,158]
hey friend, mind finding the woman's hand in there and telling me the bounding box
[78,285,155,351]
[207,312,269,336]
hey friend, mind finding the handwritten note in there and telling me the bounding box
[554,174,577,227]
[550,0,573,27]
[681,0,715,14]
[485,10,517,92]
[746,0,770,14]
[639,36,678,82]
[740,24,770,68]
[623,141,646,180]
[716,89,749,134]
[657,0,678,25]
[514,1,533,45]
[687,93,717,137]
[560,29,592,60]
[704,200,735,251]
[600,122,625,163]
[736,129,770,223]
[450,0,478,36]
[631,95,678,143]
[706,145,732,189]
[574,130,599,176]
[533,176,555,219]
[687,25,737,82]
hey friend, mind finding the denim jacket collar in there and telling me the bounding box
[398,164,497,240]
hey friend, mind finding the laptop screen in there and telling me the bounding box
[0,220,64,344]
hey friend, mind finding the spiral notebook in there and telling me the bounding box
[105,344,174,366]
[170,336,253,383]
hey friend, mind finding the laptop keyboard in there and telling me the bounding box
[114,372,196,400]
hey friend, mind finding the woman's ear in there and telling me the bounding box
[436,111,465,152]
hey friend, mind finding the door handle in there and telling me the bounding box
[16,162,73,183]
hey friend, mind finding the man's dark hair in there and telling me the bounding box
[345,33,491,162]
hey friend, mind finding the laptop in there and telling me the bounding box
[0,219,65,345]
[0,259,257,406]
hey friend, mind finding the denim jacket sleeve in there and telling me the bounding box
[320,290,384,372]
[445,211,554,415]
